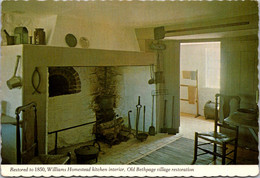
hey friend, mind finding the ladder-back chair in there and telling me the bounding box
[16,102,71,164]
[192,94,240,165]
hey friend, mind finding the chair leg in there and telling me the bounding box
[192,132,198,164]
[222,143,226,165]
[233,138,238,164]
[213,143,217,163]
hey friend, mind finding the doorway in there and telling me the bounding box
[179,42,220,139]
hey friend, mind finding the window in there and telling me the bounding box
[205,42,220,88]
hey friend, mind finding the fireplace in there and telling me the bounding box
[91,67,129,146]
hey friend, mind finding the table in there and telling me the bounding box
[225,110,258,142]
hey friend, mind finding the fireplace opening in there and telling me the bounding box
[48,67,81,97]
[91,67,129,146]
[49,75,69,97]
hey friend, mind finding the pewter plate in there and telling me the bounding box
[79,37,89,48]
[65,34,77,47]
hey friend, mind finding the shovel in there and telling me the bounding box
[148,94,155,136]
[161,99,168,133]
[168,96,175,134]
[6,55,22,89]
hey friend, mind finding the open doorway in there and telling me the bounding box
[179,42,220,139]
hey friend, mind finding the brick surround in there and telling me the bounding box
[48,67,81,97]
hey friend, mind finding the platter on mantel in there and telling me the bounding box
[79,37,89,48]
[65,34,77,47]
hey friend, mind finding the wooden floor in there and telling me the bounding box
[130,137,258,165]
[55,113,258,165]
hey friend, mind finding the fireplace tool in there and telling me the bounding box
[149,94,156,136]
[135,96,148,142]
[127,110,135,137]
[161,99,168,133]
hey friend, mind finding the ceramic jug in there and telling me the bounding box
[34,28,46,45]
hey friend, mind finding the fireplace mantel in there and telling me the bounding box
[2,44,156,67]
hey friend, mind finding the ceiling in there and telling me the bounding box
[2,1,258,28]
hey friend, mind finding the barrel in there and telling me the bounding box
[204,100,216,120]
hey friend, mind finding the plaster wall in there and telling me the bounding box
[116,66,156,132]
[1,13,57,46]
[180,42,220,116]
[50,15,140,51]
[1,46,23,117]
[160,41,180,133]
[220,36,258,149]
[1,13,140,51]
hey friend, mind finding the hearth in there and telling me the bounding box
[91,66,129,147]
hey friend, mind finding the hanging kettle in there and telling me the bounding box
[6,55,22,89]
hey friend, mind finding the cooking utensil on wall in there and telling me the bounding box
[149,94,155,136]
[4,29,15,45]
[148,64,155,84]
[161,99,168,133]
[6,55,22,89]
[14,27,28,44]
[31,67,41,94]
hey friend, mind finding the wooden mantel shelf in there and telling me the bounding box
[2,45,157,67]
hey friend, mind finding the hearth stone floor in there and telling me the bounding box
[52,133,182,164]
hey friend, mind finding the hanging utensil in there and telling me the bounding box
[149,94,155,136]
[148,64,155,84]
[6,55,22,89]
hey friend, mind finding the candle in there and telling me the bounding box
[28,29,32,37]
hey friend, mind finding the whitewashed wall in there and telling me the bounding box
[2,13,140,51]
[180,42,220,116]
[47,66,154,151]
[115,66,156,132]
[1,46,23,117]
[47,67,96,151]
[1,13,57,46]
[220,36,258,150]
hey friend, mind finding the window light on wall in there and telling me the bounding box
[205,42,221,88]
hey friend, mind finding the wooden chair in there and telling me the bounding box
[192,94,240,165]
[16,102,71,164]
